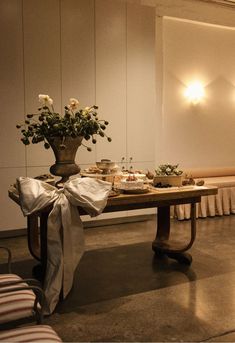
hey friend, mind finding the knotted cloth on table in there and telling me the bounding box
[17,176,112,314]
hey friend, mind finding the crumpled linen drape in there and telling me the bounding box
[17,176,111,314]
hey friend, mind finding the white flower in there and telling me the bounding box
[84,106,91,111]
[38,94,53,106]
[38,94,47,103]
[166,167,171,174]
[69,98,79,110]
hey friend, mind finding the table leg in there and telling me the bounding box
[27,215,40,261]
[39,212,48,283]
[152,203,197,265]
[27,213,48,282]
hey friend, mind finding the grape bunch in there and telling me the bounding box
[154,182,172,188]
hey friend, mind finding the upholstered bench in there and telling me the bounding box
[175,167,235,220]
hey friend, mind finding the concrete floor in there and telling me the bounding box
[1,215,235,342]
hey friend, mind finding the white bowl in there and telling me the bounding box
[96,160,116,171]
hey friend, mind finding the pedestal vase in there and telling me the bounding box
[47,136,83,186]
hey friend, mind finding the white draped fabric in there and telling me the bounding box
[175,187,235,220]
[17,176,111,314]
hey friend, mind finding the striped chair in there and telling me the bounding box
[0,246,44,325]
[0,325,62,342]
[0,248,62,341]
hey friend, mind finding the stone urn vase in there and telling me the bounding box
[47,136,83,186]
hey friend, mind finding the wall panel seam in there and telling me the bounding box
[59,0,62,114]
[21,0,27,174]
[94,0,97,162]
[125,1,128,163]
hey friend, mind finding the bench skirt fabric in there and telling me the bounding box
[175,187,235,220]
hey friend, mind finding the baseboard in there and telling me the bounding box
[84,214,155,228]
[0,228,27,239]
[0,214,155,239]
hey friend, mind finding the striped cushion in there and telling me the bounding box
[0,325,62,342]
[0,274,37,324]
[0,274,22,284]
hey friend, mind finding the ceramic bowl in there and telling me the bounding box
[96,160,116,171]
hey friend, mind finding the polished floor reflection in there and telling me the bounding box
[1,215,235,342]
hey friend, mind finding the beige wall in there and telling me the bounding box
[149,0,235,169]
[143,0,235,27]
[159,17,235,168]
[3,0,235,231]
[0,0,155,230]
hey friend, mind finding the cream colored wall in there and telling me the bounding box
[0,0,155,231]
[147,0,235,169]
[143,0,235,27]
[160,17,235,168]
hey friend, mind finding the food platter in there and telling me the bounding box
[108,189,121,197]
[121,188,150,194]
[117,185,150,194]
[81,172,116,178]
[153,185,197,192]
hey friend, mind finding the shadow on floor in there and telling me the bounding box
[56,241,230,313]
[1,241,233,315]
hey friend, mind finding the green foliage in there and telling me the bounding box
[16,96,112,151]
[155,164,183,176]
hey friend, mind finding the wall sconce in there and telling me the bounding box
[184,81,205,105]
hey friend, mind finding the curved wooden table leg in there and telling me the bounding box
[39,212,48,282]
[152,202,197,265]
[27,214,40,261]
[27,212,48,281]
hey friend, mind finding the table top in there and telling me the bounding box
[105,185,218,212]
[8,185,218,214]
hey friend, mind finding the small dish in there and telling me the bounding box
[96,160,116,172]
[108,189,121,197]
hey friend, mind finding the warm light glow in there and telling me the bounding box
[184,82,205,104]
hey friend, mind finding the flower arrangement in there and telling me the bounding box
[155,164,183,176]
[16,94,111,151]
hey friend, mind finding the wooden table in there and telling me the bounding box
[9,185,218,278]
